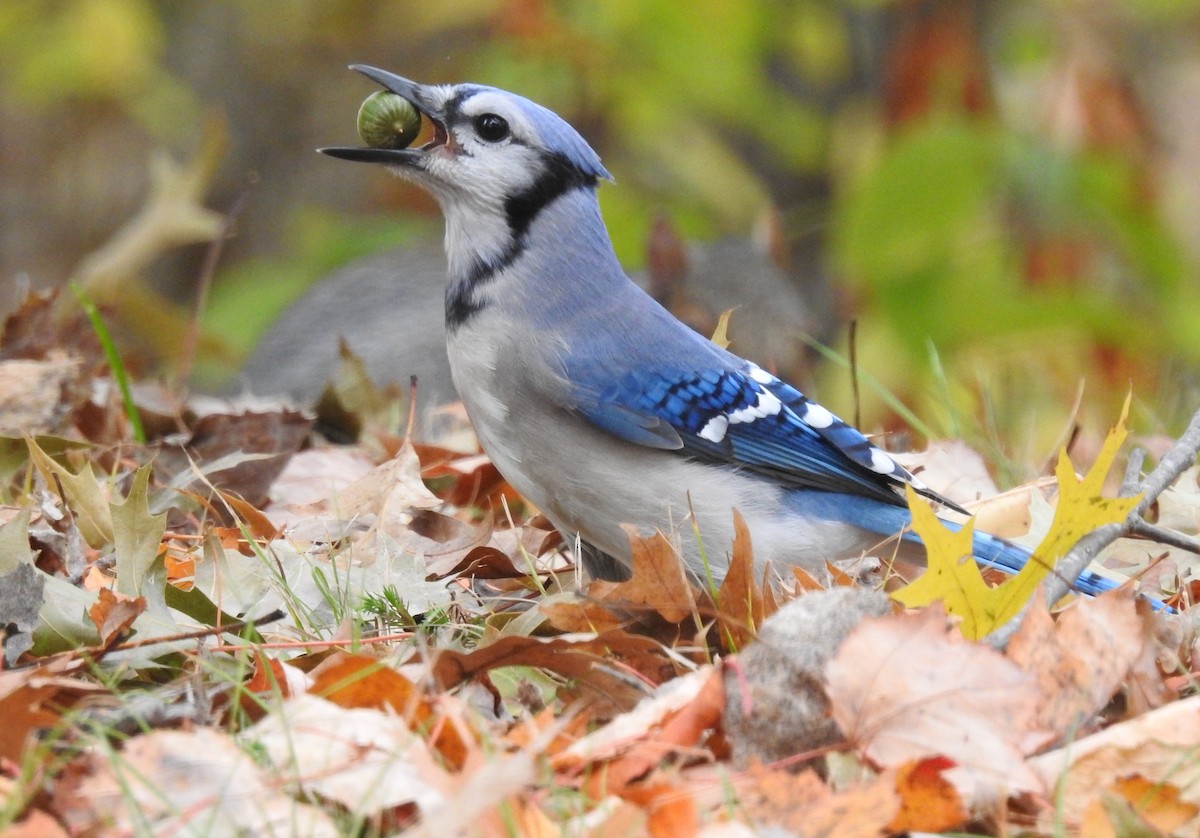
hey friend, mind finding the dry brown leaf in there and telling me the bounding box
[172,408,313,507]
[87,587,147,648]
[310,651,471,771]
[558,667,723,796]
[791,565,826,591]
[0,354,81,436]
[337,439,442,535]
[539,592,625,634]
[602,526,697,624]
[430,629,671,712]
[1125,599,1177,716]
[737,761,900,837]
[1006,587,1145,735]
[888,756,966,833]
[239,653,316,726]
[556,667,718,769]
[0,672,61,763]
[715,510,764,649]
[1080,775,1200,837]
[825,605,1047,801]
[1029,693,1200,829]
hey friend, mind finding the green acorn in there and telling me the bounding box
[356,91,421,149]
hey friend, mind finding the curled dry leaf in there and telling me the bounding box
[430,630,672,714]
[87,587,147,648]
[1080,774,1200,837]
[554,666,723,789]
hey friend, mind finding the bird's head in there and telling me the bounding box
[322,66,612,279]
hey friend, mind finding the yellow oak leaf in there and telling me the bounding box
[895,397,1142,639]
[891,485,997,639]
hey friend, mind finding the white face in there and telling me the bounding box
[389,88,554,279]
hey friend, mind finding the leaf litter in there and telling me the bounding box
[1,287,1200,837]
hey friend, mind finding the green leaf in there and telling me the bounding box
[0,505,33,573]
[111,464,167,598]
[26,435,113,548]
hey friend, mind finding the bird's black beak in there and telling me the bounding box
[319,65,448,165]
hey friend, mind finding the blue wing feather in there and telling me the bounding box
[583,360,953,509]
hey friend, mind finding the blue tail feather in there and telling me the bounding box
[787,490,1167,609]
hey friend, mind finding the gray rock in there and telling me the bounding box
[723,587,891,766]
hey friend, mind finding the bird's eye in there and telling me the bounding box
[474,113,510,142]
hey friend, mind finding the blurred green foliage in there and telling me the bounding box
[4,0,1200,462]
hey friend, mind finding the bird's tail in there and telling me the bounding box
[935,517,1119,598]
[789,491,1151,603]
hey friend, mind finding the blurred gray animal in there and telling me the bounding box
[239,216,820,420]
[239,246,454,410]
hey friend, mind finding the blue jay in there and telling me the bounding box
[322,66,1119,597]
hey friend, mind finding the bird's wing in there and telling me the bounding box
[573,359,958,510]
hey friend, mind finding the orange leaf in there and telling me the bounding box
[311,651,471,770]
[715,510,764,649]
[1081,775,1200,837]
[87,588,146,648]
[888,756,966,833]
[621,780,699,838]
[574,667,724,796]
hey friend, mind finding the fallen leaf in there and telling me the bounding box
[1029,693,1200,829]
[310,651,471,770]
[892,439,999,506]
[69,727,337,836]
[0,671,61,763]
[620,779,699,838]
[737,761,901,837]
[556,666,724,796]
[890,486,995,638]
[825,605,1047,802]
[245,693,454,815]
[895,399,1142,637]
[110,464,167,598]
[337,438,442,536]
[601,527,696,624]
[0,354,81,436]
[27,435,112,548]
[1081,775,1200,838]
[888,756,966,833]
[87,588,147,648]
[430,630,671,713]
[715,510,764,650]
[1006,588,1144,735]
